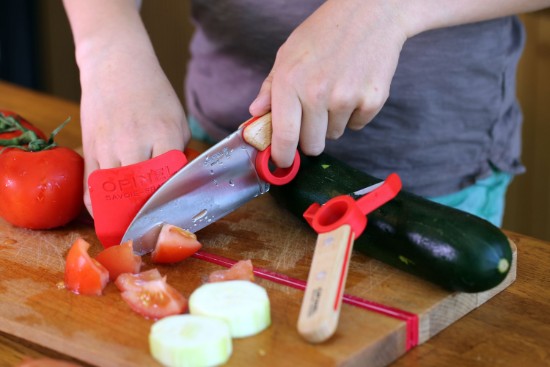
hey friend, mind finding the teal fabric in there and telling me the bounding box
[189,115,218,144]
[427,171,512,227]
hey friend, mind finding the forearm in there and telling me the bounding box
[257,0,549,166]
[396,0,550,37]
[62,0,155,76]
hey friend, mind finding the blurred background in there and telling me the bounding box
[0,1,548,241]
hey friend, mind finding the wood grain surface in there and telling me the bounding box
[0,194,516,367]
[1,82,549,367]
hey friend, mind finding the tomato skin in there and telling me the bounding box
[0,110,47,140]
[115,268,162,292]
[208,259,255,283]
[183,147,201,161]
[64,238,109,296]
[0,147,84,229]
[95,240,142,281]
[117,270,188,319]
[151,224,202,264]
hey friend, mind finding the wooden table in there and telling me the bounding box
[1,81,549,367]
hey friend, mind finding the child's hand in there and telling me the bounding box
[63,0,191,217]
[249,0,409,168]
[78,46,189,217]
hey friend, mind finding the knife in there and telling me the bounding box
[120,113,300,255]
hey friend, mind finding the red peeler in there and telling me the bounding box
[298,173,402,343]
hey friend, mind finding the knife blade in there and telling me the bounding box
[121,113,300,255]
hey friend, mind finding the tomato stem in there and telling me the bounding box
[0,116,71,153]
[0,114,38,137]
[0,114,20,133]
[0,130,39,145]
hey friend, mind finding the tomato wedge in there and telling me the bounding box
[151,224,202,264]
[115,268,162,292]
[95,240,142,281]
[64,238,109,296]
[208,259,255,283]
[117,270,188,320]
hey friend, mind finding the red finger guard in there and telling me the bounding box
[255,146,301,185]
[88,150,188,248]
[303,173,402,236]
[240,115,301,185]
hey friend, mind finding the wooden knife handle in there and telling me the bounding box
[241,112,272,151]
[297,225,355,343]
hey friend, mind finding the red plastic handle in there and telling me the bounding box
[303,173,402,236]
[255,146,301,185]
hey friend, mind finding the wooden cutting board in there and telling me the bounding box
[0,193,516,367]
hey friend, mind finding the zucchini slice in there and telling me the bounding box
[149,315,232,367]
[189,280,271,338]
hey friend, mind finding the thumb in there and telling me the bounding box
[83,164,96,219]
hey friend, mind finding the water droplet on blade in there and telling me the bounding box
[192,209,208,223]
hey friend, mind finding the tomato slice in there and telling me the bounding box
[208,259,255,283]
[95,240,142,281]
[118,273,188,320]
[64,238,109,296]
[115,268,163,292]
[151,224,202,264]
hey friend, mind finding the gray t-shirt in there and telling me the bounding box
[185,1,525,196]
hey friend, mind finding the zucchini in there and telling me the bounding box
[270,153,512,293]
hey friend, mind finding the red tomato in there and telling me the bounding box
[0,110,47,140]
[183,147,201,161]
[208,259,255,283]
[115,268,162,292]
[117,270,188,319]
[0,147,84,229]
[64,237,109,296]
[95,240,142,281]
[151,224,202,264]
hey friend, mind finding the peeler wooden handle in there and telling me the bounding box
[297,224,355,343]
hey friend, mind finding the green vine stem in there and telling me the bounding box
[0,116,71,153]
[0,115,21,133]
